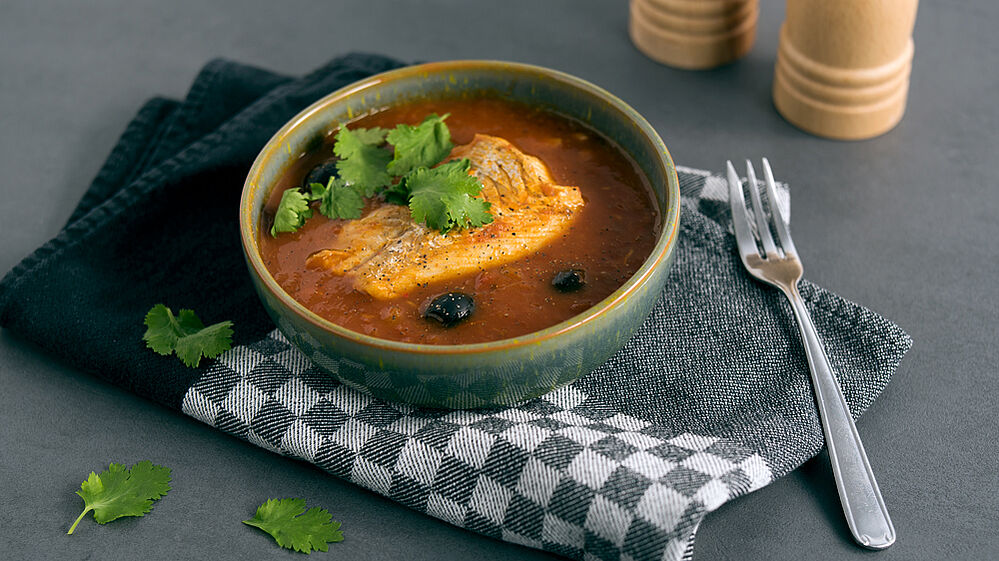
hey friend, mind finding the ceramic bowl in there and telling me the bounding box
[240,60,680,408]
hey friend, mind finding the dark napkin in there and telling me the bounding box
[0,54,911,561]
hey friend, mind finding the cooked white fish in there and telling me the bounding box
[307,134,585,299]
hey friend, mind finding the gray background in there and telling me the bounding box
[1,0,996,559]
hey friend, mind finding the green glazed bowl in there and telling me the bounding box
[240,60,680,409]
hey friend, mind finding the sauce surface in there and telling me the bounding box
[259,97,660,344]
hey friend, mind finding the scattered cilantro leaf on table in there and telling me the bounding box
[243,498,343,554]
[143,304,233,368]
[271,188,314,236]
[334,124,391,195]
[310,177,364,220]
[386,113,453,176]
[404,159,493,232]
[67,461,172,535]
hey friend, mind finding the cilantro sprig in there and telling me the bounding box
[244,498,344,554]
[334,125,391,195]
[400,159,493,232]
[68,461,172,535]
[143,304,233,368]
[271,188,314,236]
[310,176,364,220]
[270,114,493,236]
[386,113,454,176]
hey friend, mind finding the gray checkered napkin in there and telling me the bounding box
[181,166,911,561]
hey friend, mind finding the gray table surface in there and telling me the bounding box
[2,1,997,559]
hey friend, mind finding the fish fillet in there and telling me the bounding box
[306,134,585,299]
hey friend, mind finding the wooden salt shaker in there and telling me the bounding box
[629,0,759,70]
[773,0,919,140]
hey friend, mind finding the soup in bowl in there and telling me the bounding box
[241,61,680,408]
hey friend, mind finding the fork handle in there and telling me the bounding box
[784,284,896,550]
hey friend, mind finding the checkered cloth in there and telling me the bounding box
[0,55,912,561]
[183,331,771,561]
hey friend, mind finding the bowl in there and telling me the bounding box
[240,60,681,409]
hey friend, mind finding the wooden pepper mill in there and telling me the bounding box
[773,0,919,140]
[629,0,759,70]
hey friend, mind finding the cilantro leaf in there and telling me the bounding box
[68,461,172,535]
[386,113,454,176]
[440,191,494,231]
[334,124,391,196]
[381,180,410,206]
[404,159,493,232]
[271,188,314,236]
[311,177,363,220]
[243,498,344,554]
[349,126,388,146]
[143,304,233,368]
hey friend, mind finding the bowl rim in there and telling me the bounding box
[240,59,681,355]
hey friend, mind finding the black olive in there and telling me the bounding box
[424,292,475,327]
[552,269,586,292]
[304,159,339,190]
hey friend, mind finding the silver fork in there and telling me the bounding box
[727,159,896,550]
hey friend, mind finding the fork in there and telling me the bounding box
[726,159,896,550]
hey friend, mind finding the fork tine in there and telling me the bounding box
[726,161,760,258]
[761,157,797,256]
[745,160,778,256]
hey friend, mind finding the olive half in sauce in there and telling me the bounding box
[552,269,586,292]
[304,159,339,188]
[424,292,475,327]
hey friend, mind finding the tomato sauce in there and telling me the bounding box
[258,97,660,344]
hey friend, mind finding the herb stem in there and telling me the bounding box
[67,508,90,535]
